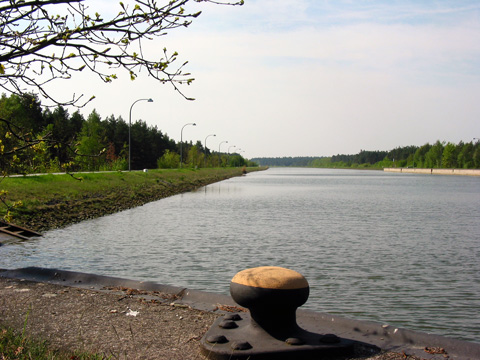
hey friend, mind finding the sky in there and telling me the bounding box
[46,0,480,158]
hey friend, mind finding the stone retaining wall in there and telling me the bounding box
[384,168,480,176]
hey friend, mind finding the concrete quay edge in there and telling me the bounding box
[1,267,479,360]
[384,168,480,176]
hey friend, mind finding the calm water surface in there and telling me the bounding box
[1,168,480,343]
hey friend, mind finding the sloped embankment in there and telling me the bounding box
[7,168,262,232]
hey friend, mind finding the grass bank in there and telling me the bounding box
[1,167,266,232]
[0,326,106,360]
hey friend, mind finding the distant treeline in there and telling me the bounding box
[252,140,480,169]
[249,157,319,167]
[0,93,253,174]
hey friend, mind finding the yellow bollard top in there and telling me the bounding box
[231,266,309,290]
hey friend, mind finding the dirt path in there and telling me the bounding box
[0,276,217,359]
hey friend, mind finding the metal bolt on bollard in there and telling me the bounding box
[200,266,355,360]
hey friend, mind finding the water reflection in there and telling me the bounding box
[1,168,479,343]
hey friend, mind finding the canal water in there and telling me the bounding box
[1,168,479,343]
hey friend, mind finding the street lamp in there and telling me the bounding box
[204,134,216,167]
[180,122,196,168]
[129,98,153,171]
[218,141,228,153]
[227,146,236,167]
[218,140,228,167]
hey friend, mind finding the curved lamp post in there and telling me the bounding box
[180,122,196,168]
[129,98,153,171]
[218,140,228,153]
[227,145,236,167]
[238,150,246,166]
[204,134,216,167]
[218,140,228,167]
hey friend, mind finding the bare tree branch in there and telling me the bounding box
[0,0,243,106]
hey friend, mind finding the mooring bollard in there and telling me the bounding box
[230,266,309,341]
[200,266,354,360]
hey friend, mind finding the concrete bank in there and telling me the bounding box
[384,168,480,176]
[1,267,479,360]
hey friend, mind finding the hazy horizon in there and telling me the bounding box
[39,0,480,159]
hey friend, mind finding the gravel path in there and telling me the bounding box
[0,276,217,359]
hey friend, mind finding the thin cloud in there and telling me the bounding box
[41,0,480,157]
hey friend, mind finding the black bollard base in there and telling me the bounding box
[200,311,355,360]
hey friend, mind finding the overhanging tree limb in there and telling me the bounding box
[0,0,243,106]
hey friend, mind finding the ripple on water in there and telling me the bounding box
[1,168,479,343]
